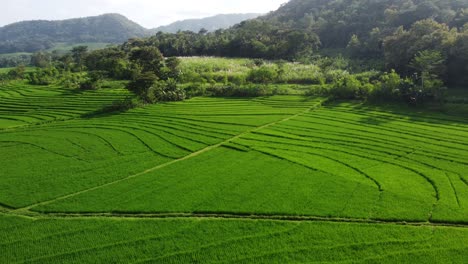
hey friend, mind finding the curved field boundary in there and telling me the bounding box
[14,100,325,213]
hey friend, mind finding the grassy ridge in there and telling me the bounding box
[1,214,467,263]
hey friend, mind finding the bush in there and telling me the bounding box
[60,72,82,89]
[150,79,186,102]
[329,75,362,99]
[101,97,140,113]
[79,79,101,90]
[184,83,207,98]
[324,69,349,83]
[0,73,8,83]
[208,83,270,97]
[126,73,158,101]
[7,65,26,79]
[27,67,59,85]
[228,74,247,85]
[305,85,331,96]
[253,59,265,67]
[246,66,278,84]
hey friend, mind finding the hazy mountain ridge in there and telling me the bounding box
[152,13,261,33]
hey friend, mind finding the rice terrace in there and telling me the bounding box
[1,0,468,263]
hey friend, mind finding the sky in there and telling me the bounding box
[1,0,287,28]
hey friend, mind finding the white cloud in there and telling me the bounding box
[1,0,287,28]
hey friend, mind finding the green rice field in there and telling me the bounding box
[1,82,467,263]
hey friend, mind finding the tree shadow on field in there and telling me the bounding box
[60,87,90,96]
[80,97,142,119]
[325,100,468,127]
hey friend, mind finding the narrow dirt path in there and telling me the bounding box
[5,210,468,228]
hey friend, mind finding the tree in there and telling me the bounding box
[7,65,26,79]
[375,70,402,100]
[85,47,129,79]
[151,79,186,102]
[410,50,446,79]
[31,52,51,68]
[126,73,158,103]
[129,47,164,76]
[410,50,446,102]
[57,54,74,71]
[447,28,468,86]
[71,46,89,71]
[383,19,454,76]
[79,71,104,90]
[347,34,362,57]
[163,57,182,80]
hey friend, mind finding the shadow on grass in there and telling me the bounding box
[80,97,139,119]
[324,99,468,127]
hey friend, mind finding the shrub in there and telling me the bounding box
[79,79,101,90]
[60,72,82,89]
[324,69,349,83]
[253,59,265,67]
[7,65,26,79]
[228,74,247,85]
[150,79,186,102]
[208,83,270,97]
[184,83,207,98]
[246,66,278,84]
[79,71,105,90]
[126,73,158,101]
[27,67,60,85]
[101,97,140,113]
[329,75,362,99]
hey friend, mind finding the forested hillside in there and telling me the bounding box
[0,14,148,53]
[132,0,467,85]
[152,14,261,33]
[262,0,467,48]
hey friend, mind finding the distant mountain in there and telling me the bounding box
[0,14,149,53]
[0,13,262,54]
[152,13,261,33]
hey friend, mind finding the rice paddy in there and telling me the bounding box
[1,81,467,262]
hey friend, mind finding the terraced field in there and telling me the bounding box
[1,82,467,263]
[0,81,130,129]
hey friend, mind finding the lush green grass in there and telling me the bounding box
[179,57,327,85]
[0,81,131,129]
[0,84,317,207]
[35,101,468,224]
[0,67,36,74]
[1,214,467,263]
[0,82,467,262]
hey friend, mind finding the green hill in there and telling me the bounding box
[258,0,468,48]
[0,14,149,53]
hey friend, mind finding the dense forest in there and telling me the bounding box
[127,0,467,85]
